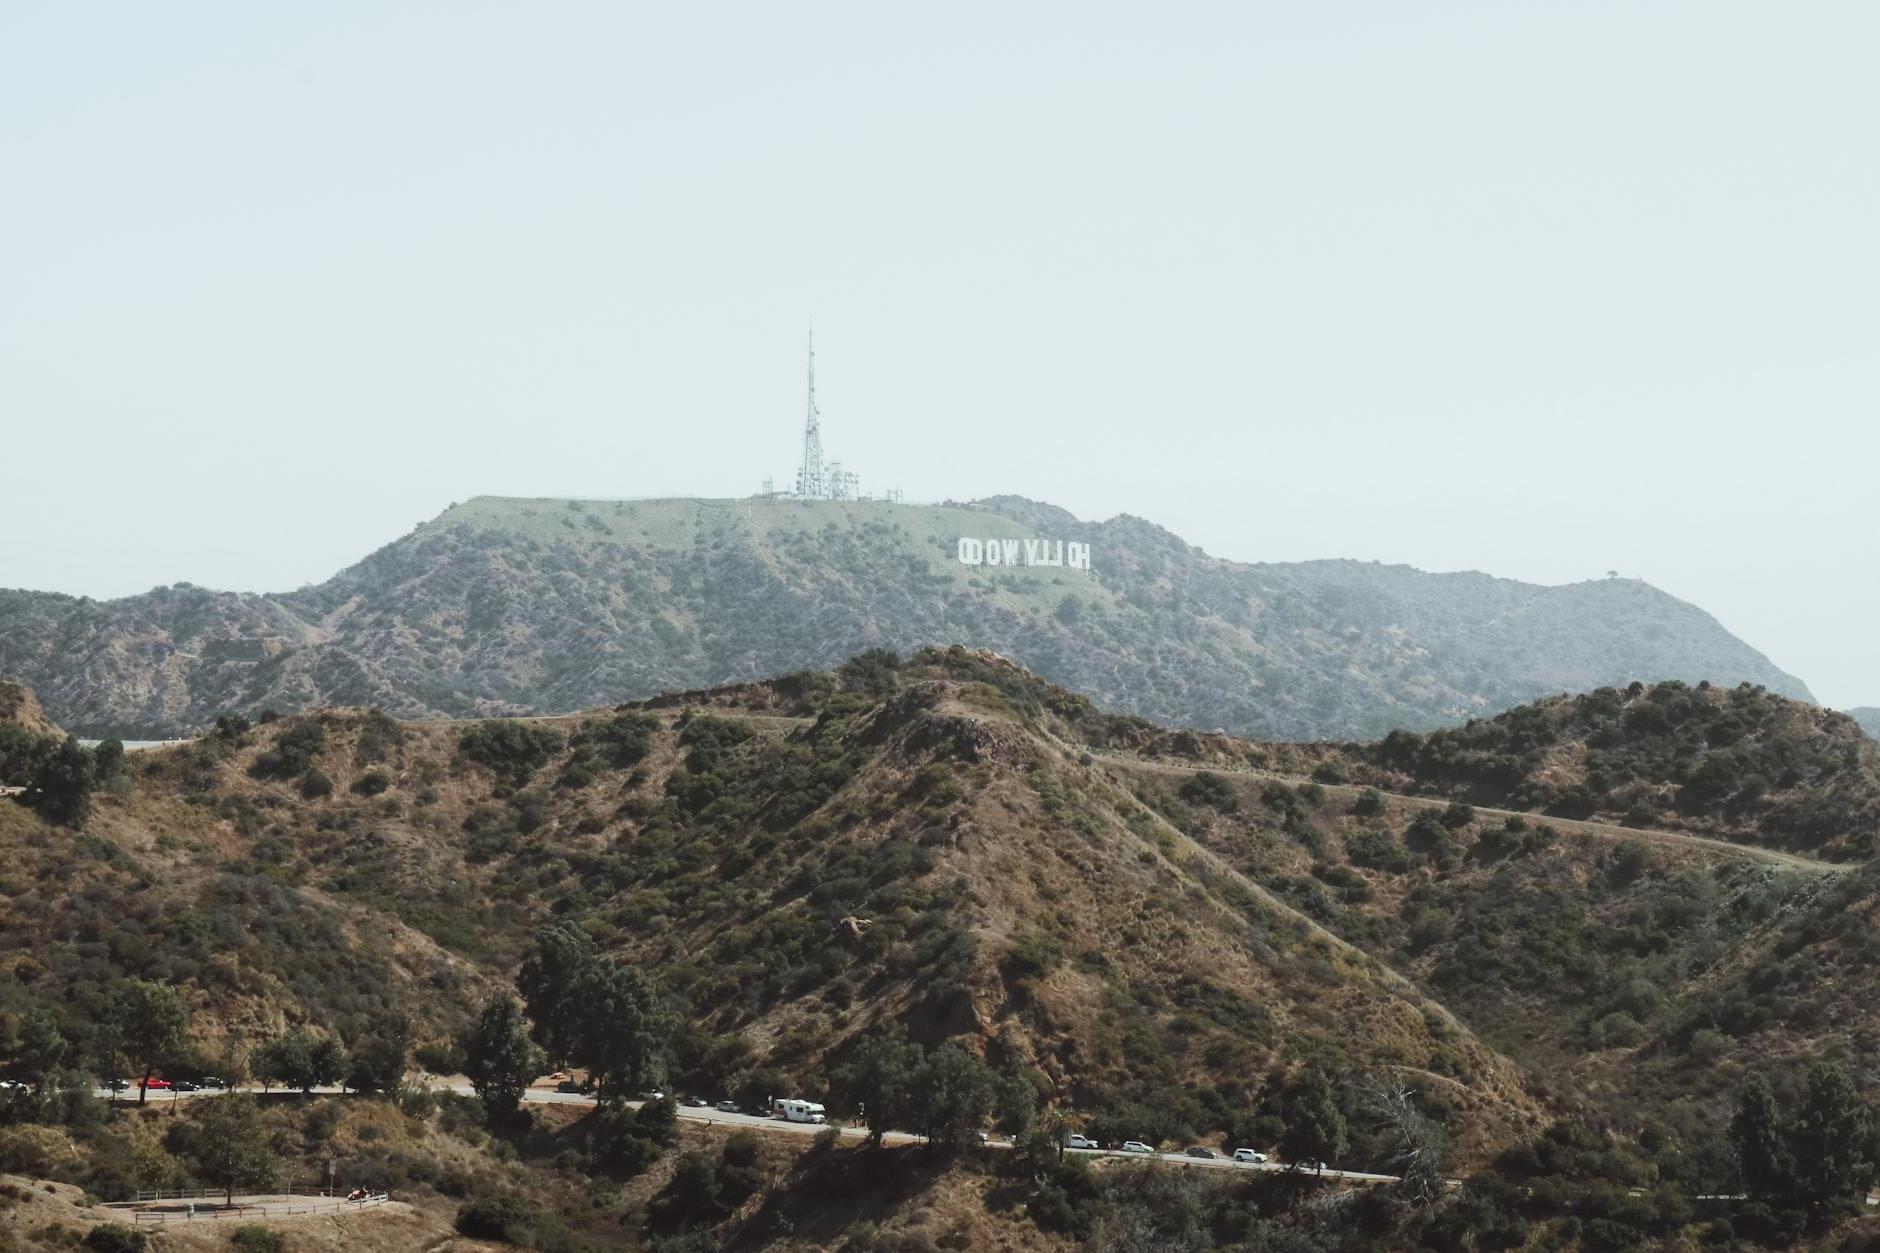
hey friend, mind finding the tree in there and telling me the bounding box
[175,1096,279,1205]
[1790,1061,1876,1208]
[517,922,600,1068]
[255,1029,345,1095]
[463,995,544,1119]
[914,1044,995,1152]
[581,960,669,1101]
[1731,1073,1791,1200]
[113,981,189,1105]
[837,1032,924,1144]
[1278,1067,1348,1169]
[346,1012,412,1095]
[1363,1079,1449,1209]
[31,736,95,826]
[13,1010,67,1094]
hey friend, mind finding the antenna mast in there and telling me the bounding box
[795,327,825,499]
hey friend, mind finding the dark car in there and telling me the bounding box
[683,1096,710,1107]
[1184,1146,1217,1159]
[172,1080,202,1093]
[201,1076,229,1090]
[104,1079,130,1092]
[555,1080,590,1094]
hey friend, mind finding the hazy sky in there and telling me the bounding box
[4,3,1876,706]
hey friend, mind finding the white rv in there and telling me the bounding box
[774,1098,826,1124]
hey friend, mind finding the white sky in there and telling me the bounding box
[2,2,1876,706]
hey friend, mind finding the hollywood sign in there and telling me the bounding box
[956,537,1092,571]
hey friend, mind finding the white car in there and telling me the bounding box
[1232,1148,1268,1163]
[1120,1140,1154,1154]
[1063,1134,1101,1150]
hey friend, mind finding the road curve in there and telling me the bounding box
[95,1082,1399,1185]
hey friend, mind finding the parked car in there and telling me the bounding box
[1120,1140,1154,1154]
[716,1100,741,1112]
[638,1090,666,1102]
[201,1076,229,1090]
[1063,1134,1101,1150]
[141,1078,173,1091]
[555,1080,588,1094]
[1232,1148,1268,1163]
[683,1096,710,1108]
[104,1079,130,1092]
[975,1131,991,1146]
[1296,1158,1328,1172]
[1184,1146,1217,1159]
[172,1080,202,1093]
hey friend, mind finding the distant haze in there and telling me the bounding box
[3,3,1875,706]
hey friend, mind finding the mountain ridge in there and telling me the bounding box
[0,494,1810,739]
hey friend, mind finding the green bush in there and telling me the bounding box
[82,1227,147,1253]
[458,723,564,786]
[229,1227,286,1253]
[455,1193,540,1241]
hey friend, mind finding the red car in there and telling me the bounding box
[141,1078,173,1090]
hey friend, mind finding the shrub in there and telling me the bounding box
[299,768,334,799]
[251,722,326,780]
[82,1227,147,1253]
[455,1193,539,1241]
[458,723,564,786]
[1179,772,1239,813]
[350,770,391,797]
[229,1227,285,1253]
[1352,788,1386,818]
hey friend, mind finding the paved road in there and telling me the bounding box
[98,1082,1398,1185]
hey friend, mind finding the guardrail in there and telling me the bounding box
[111,1192,389,1225]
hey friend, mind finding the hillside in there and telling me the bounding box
[0,649,1544,1168]
[0,495,1811,740]
[0,681,59,737]
[8,654,1880,1247]
[1851,707,1880,739]
[1327,681,1880,860]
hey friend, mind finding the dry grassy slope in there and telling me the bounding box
[1103,758,1880,1157]
[1320,681,1880,859]
[0,651,1551,1164]
[0,735,504,1059]
[0,682,58,737]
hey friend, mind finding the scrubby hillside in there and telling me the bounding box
[9,654,1880,1248]
[0,682,58,737]
[1325,681,1880,859]
[0,495,1810,739]
[0,649,1542,1170]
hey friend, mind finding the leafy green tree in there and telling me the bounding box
[1279,1067,1349,1169]
[582,960,669,1101]
[517,922,600,1067]
[12,1010,67,1093]
[914,1043,995,1152]
[1790,1061,1876,1208]
[92,739,126,783]
[255,1029,346,1095]
[1731,1073,1792,1200]
[346,1012,412,1095]
[462,995,544,1119]
[32,736,95,826]
[174,1096,279,1205]
[113,981,189,1105]
[838,1032,924,1144]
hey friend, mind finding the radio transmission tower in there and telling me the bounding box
[794,329,826,499]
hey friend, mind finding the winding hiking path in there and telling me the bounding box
[1095,752,1850,875]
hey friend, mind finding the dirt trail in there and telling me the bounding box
[1099,753,1849,876]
